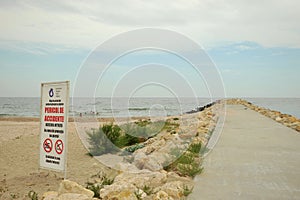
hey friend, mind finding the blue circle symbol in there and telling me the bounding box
[49,88,54,97]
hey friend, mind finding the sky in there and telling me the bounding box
[0,0,299,98]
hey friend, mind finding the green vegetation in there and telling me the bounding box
[188,142,202,154]
[28,191,38,200]
[163,120,179,133]
[164,142,203,178]
[85,172,114,198]
[86,124,119,156]
[124,143,145,153]
[183,185,193,196]
[134,191,143,200]
[87,119,177,156]
[142,185,153,195]
[86,183,101,198]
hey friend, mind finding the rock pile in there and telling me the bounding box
[42,180,95,200]
[226,99,300,132]
[42,104,221,200]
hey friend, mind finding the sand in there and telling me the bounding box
[0,118,116,200]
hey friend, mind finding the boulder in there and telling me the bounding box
[153,191,174,200]
[42,192,92,200]
[42,191,58,200]
[143,157,163,171]
[58,180,94,198]
[114,171,167,189]
[135,189,147,199]
[275,117,282,122]
[100,182,138,200]
[288,116,298,123]
[115,162,140,172]
[160,181,185,199]
[133,152,163,171]
[167,172,193,184]
[57,193,91,200]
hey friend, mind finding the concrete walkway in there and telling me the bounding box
[189,105,300,200]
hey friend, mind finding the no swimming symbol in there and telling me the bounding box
[43,138,52,153]
[55,139,64,155]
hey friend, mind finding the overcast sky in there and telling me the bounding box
[0,0,299,97]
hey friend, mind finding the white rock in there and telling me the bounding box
[115,162,140,172]
[133,151,164,171]
[143,156,163,171]
[58,180,94,198]
[114,171,167,189]
[153,191,174,200]
[100,182,138,200]
[57,193,91,200]
[135,189,147,199]
[42,191,58,200]
[160,181,184,199]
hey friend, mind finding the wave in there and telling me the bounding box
[128,107,149,111]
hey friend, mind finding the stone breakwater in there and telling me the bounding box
[226,99,300,132]
[42,103,221,200]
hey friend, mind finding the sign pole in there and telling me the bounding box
[64,81,69,180]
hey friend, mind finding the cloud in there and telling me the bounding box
[0,0,299,50]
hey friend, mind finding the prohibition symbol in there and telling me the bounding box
[43,138,52,153]
[55,139,64,154]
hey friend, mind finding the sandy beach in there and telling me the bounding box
[0,119,115,200]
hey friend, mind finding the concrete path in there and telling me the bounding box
[189,105,300,200]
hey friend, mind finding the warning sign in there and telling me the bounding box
[39,81,69,172]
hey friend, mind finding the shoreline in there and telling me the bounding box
[1,98,298,132]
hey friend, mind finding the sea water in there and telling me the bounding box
[0,97,299,118]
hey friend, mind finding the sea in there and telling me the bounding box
[0,97,299,119]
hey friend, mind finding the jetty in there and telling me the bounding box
[189,104,300,199]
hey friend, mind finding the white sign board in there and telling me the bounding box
[39,81,69,172]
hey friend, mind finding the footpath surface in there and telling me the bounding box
[189,105,300,199]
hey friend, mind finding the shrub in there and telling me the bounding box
[102,123,121,143]
[87,123,147,155]
[164,145,203,178]
[134,119,151,127]
[86,183,101,198]
[28,191,38,200]
[176,152,195,164]
[183,185,193,196]
[142,185,153,195]
[124,143,145,153]
[177,162,203,178]
[188,142,202,154]
[86,172,114,198]
[86,124,120,156]
[87,120,168,156]
[121,121,160,139]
